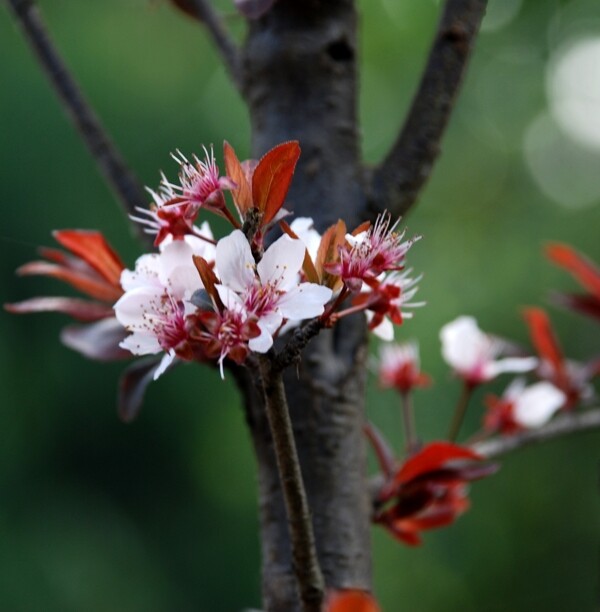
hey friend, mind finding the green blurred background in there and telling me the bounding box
[1,0,599,610]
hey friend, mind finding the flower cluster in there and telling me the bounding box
[6,141,422,416]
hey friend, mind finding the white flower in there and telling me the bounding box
[214,230,332,352]
[440,316,538,385]
[504,379,566,428]
[115,239,207,379]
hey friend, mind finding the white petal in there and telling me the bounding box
[249,326,275,352]
[369,314,394,341]
[114,286,164,328]
[120,254,160,291]
[216,230,255,292]
[258,235,305,290]
[513,382,566,428]
[277,283,332,320]
[153,351,175,380]
[215,284,244,311]
[120,331,162,355]
[290,217,321,260]
[485,357,539,379]
[440,316,488,372]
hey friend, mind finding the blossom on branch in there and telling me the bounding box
[440,316,538,386]
[355,270,424,340]
[483,379,566,435]
[213,230,332,353]
[326,213,420,293]
[114,235,215,378]
[377,342,431,394]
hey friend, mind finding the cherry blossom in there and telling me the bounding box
[115,237,212,379]
[213,230,332,353]
[357,270,424,340]
[132,148,235,245]
[327,213,420,292]
[378,341,430,394]
[440,316,538,386]
[484,379,566,434]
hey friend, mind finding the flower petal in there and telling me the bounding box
[216,230,255,292]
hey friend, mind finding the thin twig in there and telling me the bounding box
[473,408,600,460]
[5,0,150,240]
[400,391,419,454]
[188,0,241,88]
[258,355,325,612]
[448,381,474,442]
[367,0,488,219]
[273,319,324,373]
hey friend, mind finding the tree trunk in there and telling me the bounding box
[239,1,372,609]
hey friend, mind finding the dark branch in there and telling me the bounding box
[367,0,488,219]
[258,355,325,612]
[473,409,600,459]
[189,0,241,88]
[5,0,149,240]
[273,319,324,374]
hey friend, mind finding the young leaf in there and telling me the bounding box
[223,141,253,215]
[53,230,125,286]
[252,141,301,225]
[394,441,482,487]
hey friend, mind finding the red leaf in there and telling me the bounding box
[5,297,114,322]
[522,307,566,384]
[394,442,482,487]
[223,141,253,215]
[252,141,301,225]
[17,261,123,302]
[325,589,381,612]
[546,242,600,298]
[53,230,125,286]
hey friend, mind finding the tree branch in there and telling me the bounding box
[258,355,325,612]
[189,0,241,89]
[5,0,149,239]
[473,408,600,459]
[367,0,487,219]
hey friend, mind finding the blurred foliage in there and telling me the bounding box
[1,0,599,610]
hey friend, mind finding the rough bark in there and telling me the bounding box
[239,3,372,609]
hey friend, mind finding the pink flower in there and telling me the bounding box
[356,270,424,340]
[327,213,420,292]
[214,230,333,352]
[378,342,431,394]
[132,147,234,245]
[484,379,566,434]
[440,316,538,386]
